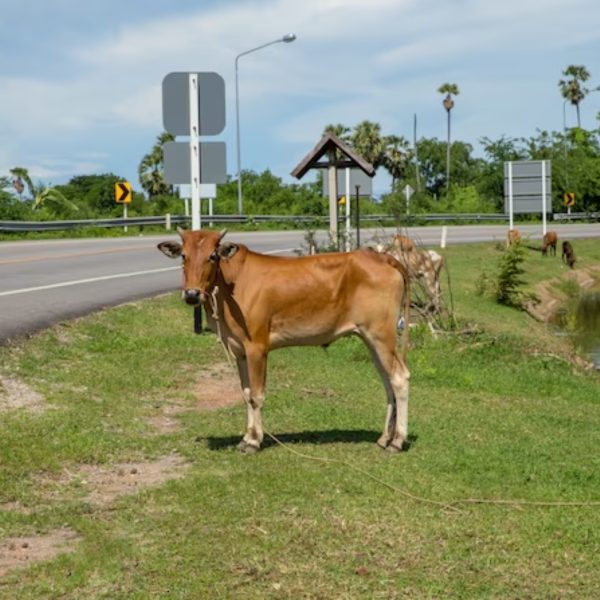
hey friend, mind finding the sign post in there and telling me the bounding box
[564,192,575,216]
[403,184,414,216]
[504,160,552,237]
[162,71,227,335]
[162,71,227,231]
[115,181,132,233]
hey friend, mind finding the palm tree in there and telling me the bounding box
[9,167,37,199]
[559,65,591,128]
[323,123,351,143]
[323,123,351,163]
[382,135,410,190]
[351,120,385,168]
[138,132,175,197]
[437,83,460,191]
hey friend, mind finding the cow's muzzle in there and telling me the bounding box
[183,288,203,305]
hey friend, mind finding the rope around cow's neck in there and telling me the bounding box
[208,285,235,369]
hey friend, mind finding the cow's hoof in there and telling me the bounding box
[238,441,259,454]
[386,442,404,453]
[376,436,391,450]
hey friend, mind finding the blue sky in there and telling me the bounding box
[1,0,599,197]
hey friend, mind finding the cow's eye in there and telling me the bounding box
[209,251,218,262]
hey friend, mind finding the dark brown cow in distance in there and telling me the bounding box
[158,229,411,453]
[541,231,558,256]
[562,241,576,269]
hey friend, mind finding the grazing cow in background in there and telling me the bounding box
[391,234,415,253]
[381,245,445,313]
[158,229,412,453]
[507,229,521,246]
[562,241,576,269]
[541,231,558,256]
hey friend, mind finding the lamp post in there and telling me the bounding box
[234,33,296,215]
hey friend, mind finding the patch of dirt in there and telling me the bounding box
[54,454,190,506]
[146,415,181,435]
[0,502,32,515]
[0,528,81,577]
[0,375,46,413]
[196,363,241,411]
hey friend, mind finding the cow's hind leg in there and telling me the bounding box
[363,335,410,452]
[237,344,267,454]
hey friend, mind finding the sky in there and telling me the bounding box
[1,0,599,198]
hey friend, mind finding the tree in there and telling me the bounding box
[322,123,351,163]
[559,65,591,128]
[33,186,80,219]
[9,167,37,199]
[323,123,351,143]
[479,136,525,209]
[382,135,410,190]
[437,83,460,191]
[57,173,124,215]
[138,132,175,197]
[351,120,385,168]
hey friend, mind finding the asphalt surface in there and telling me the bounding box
[1,223,598,344]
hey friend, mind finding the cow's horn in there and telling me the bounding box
[218,228,228,240]
[176,226,186,238]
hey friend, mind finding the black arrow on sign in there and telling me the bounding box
[117,183,130,203]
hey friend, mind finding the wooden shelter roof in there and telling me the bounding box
[290,132,375,179]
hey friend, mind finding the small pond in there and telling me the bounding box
[573,291,600,370]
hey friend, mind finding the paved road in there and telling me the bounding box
[1,223,598,343]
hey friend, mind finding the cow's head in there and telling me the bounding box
[157,228,238,305]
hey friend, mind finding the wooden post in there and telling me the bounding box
[328,164,338,249]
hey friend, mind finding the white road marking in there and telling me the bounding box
[0,247,297,297]
[0,267,180,297]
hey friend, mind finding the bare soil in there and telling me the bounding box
[0,375,46,413]
[195,362,241,410]
[50,454,190,507]
[0,528,81,578]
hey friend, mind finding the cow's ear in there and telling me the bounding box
[157,241,182,259]
[217,242,239,260]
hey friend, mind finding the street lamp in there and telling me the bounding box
[234,33,296,215]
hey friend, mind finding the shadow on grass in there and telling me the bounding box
[204,429,417,452]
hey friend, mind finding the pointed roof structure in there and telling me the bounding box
[290,132,375,180]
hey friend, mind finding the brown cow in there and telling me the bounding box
[507,229,521,246]
[562,241,576,269]
[391,234,415,253]
[158,229,411,453]
[541,231,558,256]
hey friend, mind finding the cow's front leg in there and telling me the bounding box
[238,344,267,454]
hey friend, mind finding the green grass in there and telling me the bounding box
[0,241,599,598]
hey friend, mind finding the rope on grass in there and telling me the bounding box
[262,429,463,514]
[262,429,600,512]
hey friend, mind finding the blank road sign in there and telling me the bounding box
[504,160,552,214]
[162,72,226,136]
[323,169,373,197]
[163,141,227,185]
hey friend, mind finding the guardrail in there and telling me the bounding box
[1,212,597,233]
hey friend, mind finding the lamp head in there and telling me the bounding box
[282,33,296,43]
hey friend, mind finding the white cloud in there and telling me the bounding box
[0,0,599,188]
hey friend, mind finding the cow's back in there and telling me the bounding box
[223,249,404,348]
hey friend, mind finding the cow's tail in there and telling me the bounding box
[400,266,410,362]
